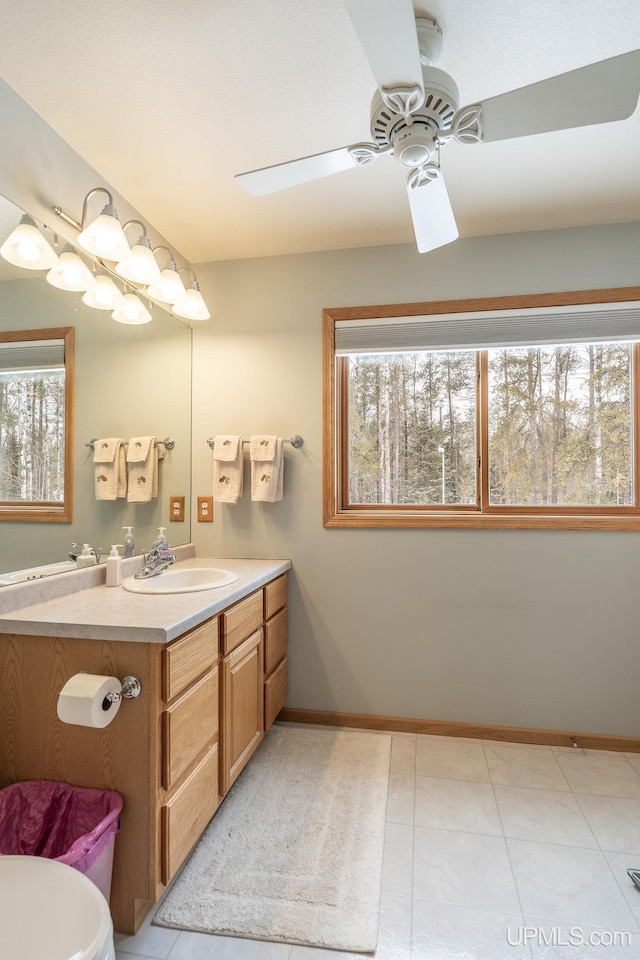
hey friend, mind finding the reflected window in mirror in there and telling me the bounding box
[0,327,73,522]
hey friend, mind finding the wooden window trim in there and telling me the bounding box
[0,326,74,524]
[323,287,640,531]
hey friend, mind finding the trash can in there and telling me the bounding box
[0,780,122,901]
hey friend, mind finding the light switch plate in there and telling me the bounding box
[169,495,185,522]
[198,496,213,522]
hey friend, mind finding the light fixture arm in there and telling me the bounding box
[152,244,175,267]
[122,219,148,239]
[178,266,197,284]
[52,187,116,233]
[80,187,114,228]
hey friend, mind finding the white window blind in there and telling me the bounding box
[334,301,640,355]
[0,339,65,372]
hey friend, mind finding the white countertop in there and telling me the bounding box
[0,555,291,644]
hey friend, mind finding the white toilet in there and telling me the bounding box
[0,855,115,959]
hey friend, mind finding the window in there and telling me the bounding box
[0,327,74,523]
[323,288,640,529]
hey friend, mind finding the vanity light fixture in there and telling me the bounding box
[74,188,131,262]
[145,246,186,304]
[172,270,211,321]
[46,243,95,292]
[115,221,162,286]
[82,273,125,311]
[112,291,152,325]
[0,214,58,270]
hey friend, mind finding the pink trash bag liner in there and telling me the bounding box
[0,780,122,874]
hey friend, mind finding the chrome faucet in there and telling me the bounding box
[134,547,177,579]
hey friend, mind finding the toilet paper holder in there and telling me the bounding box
[103,675,142,707]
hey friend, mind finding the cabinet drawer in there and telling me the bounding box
[265,656,287,730]
[161,744,219,884]
[265,574,287,620]
[222,590,263,655]
[264,607,287,676]
[163,617,219,702]
[162,668,218,790]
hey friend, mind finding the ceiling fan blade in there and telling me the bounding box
[407,171,458,254]
[477,49,640,143]
[343,0,423,105]
[234,144,383,196]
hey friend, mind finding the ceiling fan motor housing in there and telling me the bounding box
[370,65,460,165]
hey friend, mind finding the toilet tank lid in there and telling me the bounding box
[0,855,112,960]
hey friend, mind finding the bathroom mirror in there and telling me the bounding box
[0,194,192,577]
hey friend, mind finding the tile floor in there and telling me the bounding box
[115,724,640,959]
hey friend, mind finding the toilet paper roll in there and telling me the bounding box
[57,673,122,728]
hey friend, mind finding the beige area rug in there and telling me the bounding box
[154,724,391,952]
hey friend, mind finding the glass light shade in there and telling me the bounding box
[0,214,58,270]
[112,293,152,325]
[172,280,211,321]
[77,203,131,261]
[115,235,162,285]
[82,275,125,310]
[46,244,95,291]
[146,262,186,304]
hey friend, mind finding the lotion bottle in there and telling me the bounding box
[76,544,97,568]
[122,526,135,558]
[106,545,123,587]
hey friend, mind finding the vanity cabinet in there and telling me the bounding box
[0,570,288,935]
[264,574,288,729]
[160,616,220,884]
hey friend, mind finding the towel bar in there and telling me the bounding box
[207,435,303,449]
[85,437,175,450]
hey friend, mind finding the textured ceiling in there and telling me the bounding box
[0,0,639,263]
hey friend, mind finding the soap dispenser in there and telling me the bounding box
[122,526,135,558]
[106,545,123,587]
[152,526,171,559]
[76,544,97,568]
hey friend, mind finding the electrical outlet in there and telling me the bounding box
[197,496,213,522]
[169,495,185,522]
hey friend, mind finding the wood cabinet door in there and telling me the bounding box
[221,628,264,794]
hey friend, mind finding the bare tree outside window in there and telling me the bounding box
[0,367,66,502]
[488,343,632,507]
[347,352,477,505]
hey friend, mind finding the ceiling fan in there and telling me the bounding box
[235,0,640,254]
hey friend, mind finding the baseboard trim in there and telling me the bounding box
[277,708,640,753]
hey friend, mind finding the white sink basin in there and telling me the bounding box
[122,567,239,594]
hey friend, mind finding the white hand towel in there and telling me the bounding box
[250,436,283,502]
[127,437,158,503]
[214,435,240,461]
[249,435,277,462]
[213,435,244,503]
[93,438,126,500]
